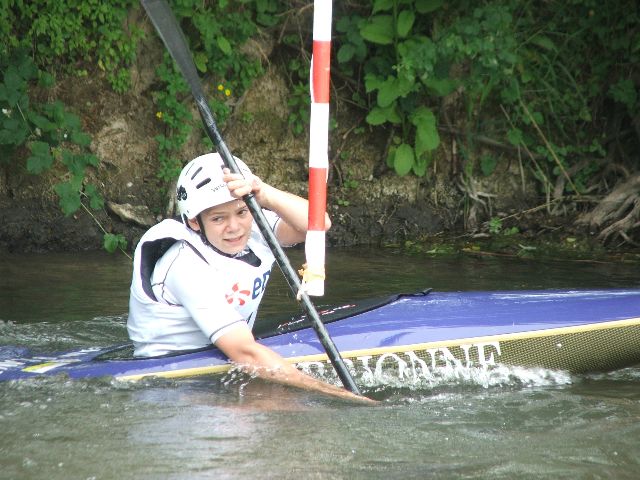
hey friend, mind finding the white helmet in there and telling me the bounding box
[176,152,252,222]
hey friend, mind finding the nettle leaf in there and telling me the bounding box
[360,15,394,45]
[55,178,82,216]
[0,117,28,146]
[364,73,384,93]
[415,127,440,157]
[84,183,104,210]
[70,130,91,147]
[480,154,497,177]
[424,77,457,97]
[396,74,415,96]
[62,111,81,131]
[84,153,99,167]
[61,150,86,177]
[2,69,26,107]
[507,128,523,146]
[530,35,556,52]
[372,0,393,14]
[532,111,544,125]
[377,75,415,107]
[411,106,440,156]
[394,143,414,176]
[337,44,355,63]
[366,104,401,126]
[26,141,54,174]
[38,71,55,88]
[47,101,66,123]
[609,78,637,110]
[217,36,232,55]
[396,11,415,38]
[412,152,431,177]
[386,105,402,124]
[17,56,38,81]
[194,51,208,73]
[103,234,119,253]
[415,0,444,14]
[377,77,399,107]
[3,66,24,92]
[29,112,56,133]
[103,233,127,253]
[366,106,389,125]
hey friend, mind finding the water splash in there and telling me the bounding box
[0,314,128,353]
[298,359,573,399]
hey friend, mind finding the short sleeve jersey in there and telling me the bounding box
[127,212,278,357]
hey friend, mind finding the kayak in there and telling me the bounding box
[1,288,639,382]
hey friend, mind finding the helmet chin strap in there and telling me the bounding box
[195,214,212,247]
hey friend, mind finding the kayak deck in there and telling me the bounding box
[1,288,639,382]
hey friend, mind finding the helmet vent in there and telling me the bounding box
[196,178,211,189]
[190,166,203,180]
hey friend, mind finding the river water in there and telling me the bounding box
[0,247,639,479]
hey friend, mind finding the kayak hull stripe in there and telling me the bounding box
[116,316,640,380]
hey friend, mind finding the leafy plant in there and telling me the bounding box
[153,58,193,182]
[151,0,282,180]
[104,232,128,253]
[488,217,518,236]
[284,54,311,136]
[0,1,144,253]
[0,49,104,227]
[2,0,141,92]
[329,0,639,207]
[336,0,449,177]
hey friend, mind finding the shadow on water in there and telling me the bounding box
[2,246,638,324]
[0,251,132,324]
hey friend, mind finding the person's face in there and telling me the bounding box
[189,200,253,255]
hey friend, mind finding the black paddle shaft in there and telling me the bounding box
[140,0,361,395]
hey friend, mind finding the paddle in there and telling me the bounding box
[140,0,361,395]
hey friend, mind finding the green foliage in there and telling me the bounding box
[152,0,281,180]
[153,58,193,182]
[609,78,638,116]
[0,49,104,223]
[335,165,360,207]
[1,0,138,252]
[3,0,639,248]
[1,0,141,92]
[1,0,285,253]
[480,154,497,177]
[488,217,519,236]
[103,232,128,253]
[287,81,311,136]
[335,16,367,73]
[283,52,311,136]
[331,0,639,197]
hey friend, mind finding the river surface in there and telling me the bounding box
[0,247,639,479]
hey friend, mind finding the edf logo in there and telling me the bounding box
[252,270,271,299]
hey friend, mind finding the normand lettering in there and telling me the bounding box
[297,341,503,380]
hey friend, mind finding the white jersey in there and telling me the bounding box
[128,214,278,357]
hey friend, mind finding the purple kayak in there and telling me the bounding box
[1,288,639,382]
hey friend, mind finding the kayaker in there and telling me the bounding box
[128,152,369,403]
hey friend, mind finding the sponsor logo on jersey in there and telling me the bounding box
[225,270,272,306]
[225,283,251,305]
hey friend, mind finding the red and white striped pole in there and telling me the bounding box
[304,0,332,297]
